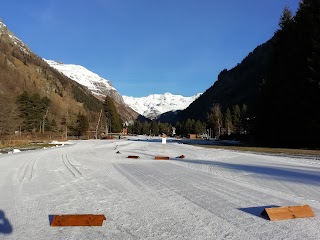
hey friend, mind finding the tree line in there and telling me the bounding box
[126,103,249,138]
[127,121,173,136]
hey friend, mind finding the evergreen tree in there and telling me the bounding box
[279,6,293,29]
[159,122,171,135]
[16,92,51,132]
[75,113,89,136]
[103,96,122,133]
[132,121,142,135]
[174,121,181,136]
[150,121,159,135]
[184,119,195,134]
[194,120,205,135]
[142,121,150,135]
[256,0,320,147]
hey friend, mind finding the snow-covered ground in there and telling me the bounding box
[0,137,319,239]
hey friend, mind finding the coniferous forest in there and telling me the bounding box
[256,0,320,147]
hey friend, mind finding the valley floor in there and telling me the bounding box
[0,137,319,239]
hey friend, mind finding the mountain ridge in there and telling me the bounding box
[123,92,201,120]
[44,59,139,121]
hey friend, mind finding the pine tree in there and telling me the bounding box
[74,113,89,136]
[150,121,159,135]
[103,96,122,133]
[142,121,150,135]
[279,6,293,30]
[184,119,195,134]
[256,0,320,147]
[194,120,205,135]
[16,92,50,132]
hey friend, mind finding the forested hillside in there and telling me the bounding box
[174,0,320,148]
[0,22,103,138]
[256,0,320,147]
[177,40,273,123]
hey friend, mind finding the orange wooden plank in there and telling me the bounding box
[128,155,140,159]
[51,214,106,226]
[154,156,170,160]
[262,205,315,221]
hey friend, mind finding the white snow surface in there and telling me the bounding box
[44,59,116,96]
[123,92,201,119]
[0,137,320,239]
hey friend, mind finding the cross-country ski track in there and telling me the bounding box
[0,137,319,239]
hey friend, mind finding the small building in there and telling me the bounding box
[189,134,197,139]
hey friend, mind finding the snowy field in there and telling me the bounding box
[0,137,319,240]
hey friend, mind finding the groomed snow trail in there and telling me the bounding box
[0,138,319,240]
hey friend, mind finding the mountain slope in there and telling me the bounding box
[45,60,119,101]
[177,39,273,122]
[45,60,139,121]
[0,21,103,135]
[123,92,201,119]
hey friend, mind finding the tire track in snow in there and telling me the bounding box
[113,162,257,239]
[118,162,319,240]
[169,158,320,202]
[61,153,83,178]
[18,152,44,182]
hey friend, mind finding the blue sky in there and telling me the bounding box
[1,0,300,97]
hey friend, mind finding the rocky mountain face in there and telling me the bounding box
[123,92,201,120]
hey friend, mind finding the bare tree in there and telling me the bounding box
[207,103,223,137]
[0,96,20,139]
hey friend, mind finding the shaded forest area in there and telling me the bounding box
[166,0,320,148]
[256,0,320,147]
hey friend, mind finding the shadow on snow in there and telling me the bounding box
[0,210,13,234]
[172,158,320,186]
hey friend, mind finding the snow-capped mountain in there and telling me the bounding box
[123,92,201,119]
[45,60,125,104]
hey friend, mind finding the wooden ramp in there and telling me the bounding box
[154,156,170,160]
[261,205,315,221]
[128,155,140,159]
[50,214,106,226]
